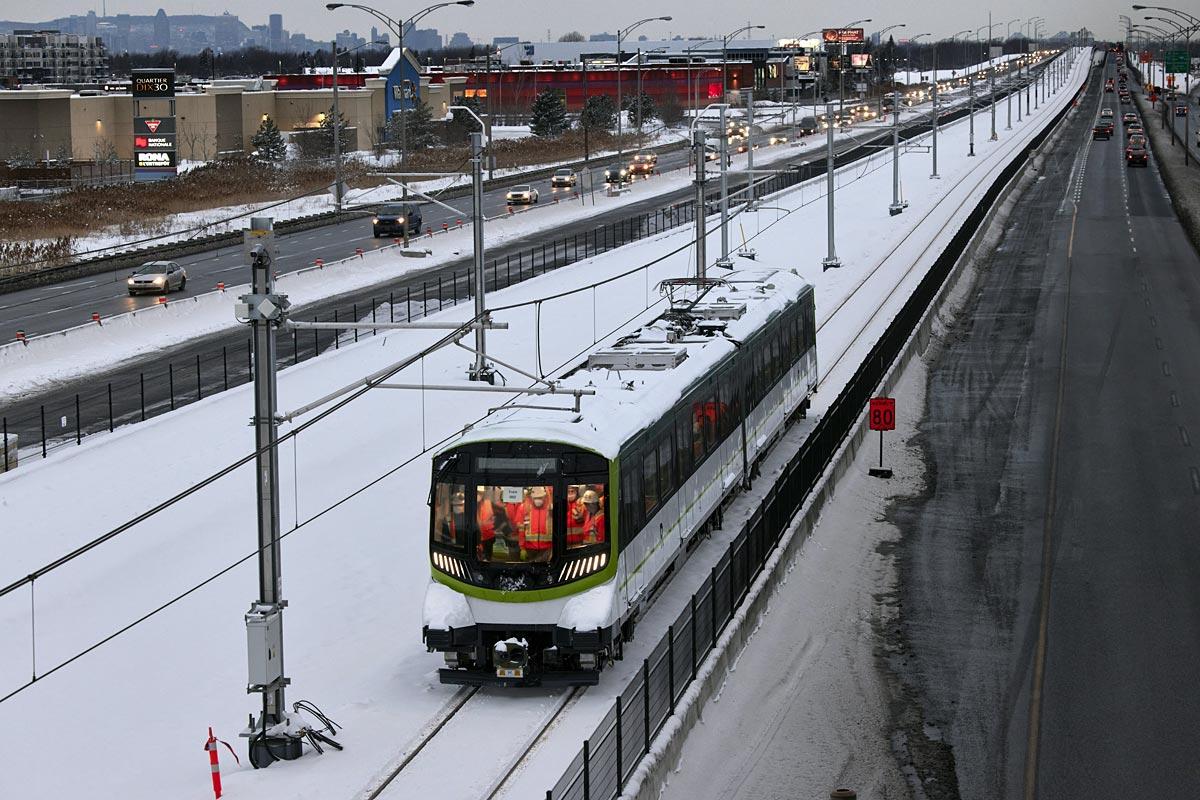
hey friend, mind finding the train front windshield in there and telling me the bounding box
[430,448,609,587]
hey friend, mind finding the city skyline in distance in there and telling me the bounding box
[0,0,1127,47]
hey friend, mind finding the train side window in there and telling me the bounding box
[676,410,693,482]
[770,335,780,382]
[657,435,675,498]
[691,402,706,461]
[642,449,660,515]
[702,394,718,453]
[621,464,641,542]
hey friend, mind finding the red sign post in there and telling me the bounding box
[868,397,895,478]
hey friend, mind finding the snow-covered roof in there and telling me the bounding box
[447,266,811,459]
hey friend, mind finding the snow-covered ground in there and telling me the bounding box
[894,51,1026,85]
[0,50,1087,800]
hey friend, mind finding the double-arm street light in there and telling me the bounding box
[722,24,766,107]
[684,39,717,116]
[616,15,672,159]
[327,0,475,167]
[873,23,906,107]
[907,32,932,80]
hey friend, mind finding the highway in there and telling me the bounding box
[891,52,1200,798]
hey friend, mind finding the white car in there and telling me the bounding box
[505,185,539,204]
[550,168,576,188]
[127,260,187,295]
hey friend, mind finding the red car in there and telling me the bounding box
[1127,145,1149,167]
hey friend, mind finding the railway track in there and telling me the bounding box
[358,684,585,800]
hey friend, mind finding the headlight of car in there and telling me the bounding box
[397,216,405,223]
[127,278,135,285]
[153,276,165,284]
[372,217,380,224]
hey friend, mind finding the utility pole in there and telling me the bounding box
[931,44,940,178]
[822,101,841,270]
[990,12,998,142]
[968,71,976,156]
[331,40,343,210]
[889,88,906,215]
[468,129,491,382]
[717,104,731,268]
[693,129,708,279]
[238,217,296,766]
[745,90,756,209]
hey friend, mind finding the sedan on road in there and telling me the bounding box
[1127,144,1150,167]
[1093,122,1113,140]
[127,261,186,295]
[550,168,576,188]
[505,185,539,205]
[372,203,422,237]
[1126,123,1144,140]
[1122,112,1137,125]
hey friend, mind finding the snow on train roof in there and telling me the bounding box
[447,266,812,460]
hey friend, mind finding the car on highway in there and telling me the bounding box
[1100,108,1114,119]
[628,151,658,175]
[127,260,186,295]
[735,141,760,154]
[1105,78,1115,92]
[769,134,789,145]
[1126,134,1147,155]
[1126,144,1149,167]
[505,185,539,204]
[703,145,721,162]
[1093,121,1114,140]
[1176,104,1189,117]
[1126,123,1144,139]
[371,203,422,237]
[1122,111,1137,124]
[550,168,577,188]
[797,116,819,136]
[603,164,632,185]
[1119,93,1132,105]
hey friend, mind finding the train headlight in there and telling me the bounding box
[557,551,609,583]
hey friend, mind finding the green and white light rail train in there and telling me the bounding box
[422,266,817,686]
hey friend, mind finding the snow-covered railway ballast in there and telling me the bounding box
[422,267,817,686]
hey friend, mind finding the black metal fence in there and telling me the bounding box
[545,69,1082,800]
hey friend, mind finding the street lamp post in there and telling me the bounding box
[616,15,672,160]
[721,24,765,108]
[327,0,475,168]
[684,39,717,119]
[329,38,386,211]
[873,23,906,118]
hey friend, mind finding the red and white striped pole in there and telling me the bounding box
[204,727,222,798]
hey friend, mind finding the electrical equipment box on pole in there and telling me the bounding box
[246,606,284,689]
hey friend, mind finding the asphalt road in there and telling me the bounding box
[0,117,796,339]
[890,53,1200,799]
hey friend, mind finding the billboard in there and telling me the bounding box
[134,134,176,150]
[850,53,872,69]
[134,116,176,135]
[135,151,178,169]
[131,69,175,98]
[792,55,813,73]
[822,28,865,44]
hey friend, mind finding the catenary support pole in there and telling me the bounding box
[931,45,940,178]
[468,130,492,382]
[889,88,906,215]
[693,129,708,279]
[822,101,841,269]
[717,104,731,268]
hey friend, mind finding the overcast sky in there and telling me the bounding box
[1,1,1136,42]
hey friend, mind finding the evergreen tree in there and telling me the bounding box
[530,89,568,137]
[251,115,287,162]
[623,92,656,128]
[581,95,617,131]
[315,105,350,157]
[387,101,438,150]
